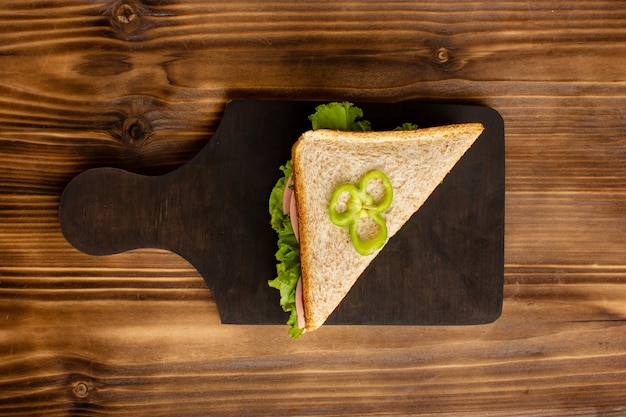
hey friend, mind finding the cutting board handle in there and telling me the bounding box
[59,167,161,256]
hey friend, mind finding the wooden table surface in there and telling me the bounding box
[2,1,626,416]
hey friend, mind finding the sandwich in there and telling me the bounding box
[268,102,484,338]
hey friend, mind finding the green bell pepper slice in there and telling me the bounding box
[328,170,393,255]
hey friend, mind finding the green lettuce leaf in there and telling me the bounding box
[394,122,419,130]
[268,160,304,339]
[308,102,372,131]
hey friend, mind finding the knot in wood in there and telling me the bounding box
[72,382,90,398]
[121,116,150,146]
[436,47,450,63]
[115,3,137,24]
[108,1,144,34]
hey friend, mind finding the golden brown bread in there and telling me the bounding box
[292,124,485,331]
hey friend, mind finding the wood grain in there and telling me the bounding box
[1,0,626,415]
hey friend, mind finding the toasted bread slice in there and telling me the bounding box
[292,124,485,331]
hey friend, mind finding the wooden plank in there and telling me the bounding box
[1,0,626,415]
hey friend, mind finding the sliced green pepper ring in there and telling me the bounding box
[348,211,388,256]
[328,184,362,227]
[358,170,393,213]
[328,170,393,255]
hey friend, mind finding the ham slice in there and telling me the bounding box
[281,174,300,241]
[282,176,293,215]
[290,189,299,242]
[283,174,304,328]
[295,277,305,329]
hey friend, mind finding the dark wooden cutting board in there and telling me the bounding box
[59,100,505,326]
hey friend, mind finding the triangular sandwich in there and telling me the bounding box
[292,124,484,331]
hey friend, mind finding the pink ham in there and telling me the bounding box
[290,189,299,242]
[295,277,305,329]
[282,175,293,215]
[284,174,304,328]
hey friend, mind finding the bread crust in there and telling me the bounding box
[291,137,315,330]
